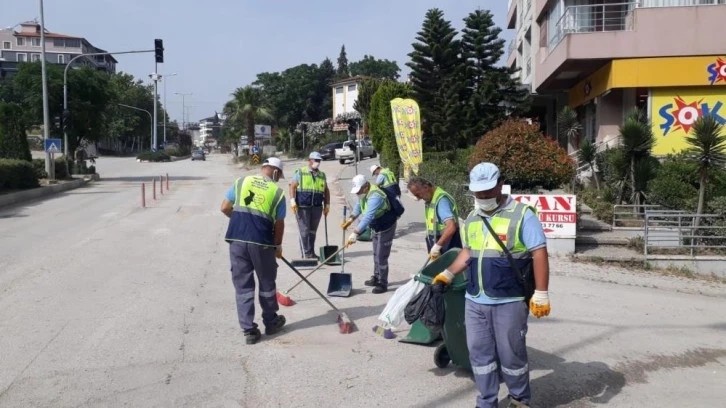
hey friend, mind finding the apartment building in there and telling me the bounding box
[332,76,363,119]
[0,20,117,78]
[199,113,222,143]
[507,0,726,155]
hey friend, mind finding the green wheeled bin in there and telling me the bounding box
[358,226,373,242]
[399,248,461,346]
[409,248,471,371]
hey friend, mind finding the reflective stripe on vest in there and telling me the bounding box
[361,184,397,232]
[425,187,459,238]
[224,175,284,246]
[296,166,326,207]
[463,202,534,299]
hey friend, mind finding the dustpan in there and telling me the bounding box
[319,214,341,266]
[327,206,352,297]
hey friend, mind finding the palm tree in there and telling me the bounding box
[577,138,601,190]
[685,115,726,224]
[557,106,582,151]
[227,86,271,147]
[618,109,656,209]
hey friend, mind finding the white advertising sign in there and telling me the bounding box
[510,194,577,238]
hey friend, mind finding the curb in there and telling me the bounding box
[0,177,93,209]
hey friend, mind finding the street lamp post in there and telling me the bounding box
[39,0,51,179]
[118,104,153,150]
[174,92,192,130]
[161,73,177,145]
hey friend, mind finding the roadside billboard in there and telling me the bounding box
[511,194,577,239]
[651,86,726,155]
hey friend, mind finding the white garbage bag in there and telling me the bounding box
[378,276,425,328]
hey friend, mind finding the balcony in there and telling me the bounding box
[507,0,518,29]
[536,1,726,92]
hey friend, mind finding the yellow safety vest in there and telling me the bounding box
[360,184,397,232]
[425,187,459,238]
[224,175,284,246]
[296,166,326,207]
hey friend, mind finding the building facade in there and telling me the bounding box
[198,113,222,144]
[507,0,726,155]
[331,76,364,118]
[0,21,117,78]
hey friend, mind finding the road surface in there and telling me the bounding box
[1,153,725,407]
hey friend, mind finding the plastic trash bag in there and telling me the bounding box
[378,277,425,327]
[404,283,446,331]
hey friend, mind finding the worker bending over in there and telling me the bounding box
[406,177,462,260]
[370,164,401,198]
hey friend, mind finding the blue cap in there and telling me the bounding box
[469,163,500,192]
[309,152,323,160]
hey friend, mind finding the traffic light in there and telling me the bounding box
[54,115,61,129]
[154,39,164,63]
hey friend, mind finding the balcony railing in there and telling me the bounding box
[549,2,638,49]
[508,38,516,57]
[525,57,532,78]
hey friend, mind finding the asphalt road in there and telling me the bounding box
[1,153,725,407]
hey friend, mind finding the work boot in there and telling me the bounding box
[306,253,319,260]
[364,276,378,287]
[372,285,388,294]
[265,315,286,335]
[506,397,530,408]
[244,328,261,345]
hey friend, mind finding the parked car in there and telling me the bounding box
[335,140,376,164]
[320,142,345,160]
[191,149,206,161]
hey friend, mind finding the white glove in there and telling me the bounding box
[531,290,549,304]
[530,290,551,318]
[289,198,296,206]
[429,243,443,259]
[347,232,358,244]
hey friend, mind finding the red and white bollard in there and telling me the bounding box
[141,183,146,208]
[166,173,169,191]
[153,178,157,200]
[159,176,164,195]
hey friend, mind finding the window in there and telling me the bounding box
[335,86,344,94]
[348,84,357,91]
[31,37,41,47]
[53,39,65,47]
[31,54,41,62]
[65,39,80,48]
[2,41,10,50]
[17,37,25,46]
[58,54,65,64]
[17,53,27,62]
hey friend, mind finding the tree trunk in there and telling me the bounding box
[695,172,707,229]
[631,156,638,213]
[590,162,601,190]
[246,112,255,148]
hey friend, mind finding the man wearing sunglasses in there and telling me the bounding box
[289,152,331,260]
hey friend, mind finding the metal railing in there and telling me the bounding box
[612,204,678,229]
[549,2,638,49]
[644,212,726,258]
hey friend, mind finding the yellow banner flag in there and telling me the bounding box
[390,98,423,178]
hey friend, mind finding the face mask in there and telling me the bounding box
[272,170,280,182]
[311,162,320,170]
[475,197,498,212]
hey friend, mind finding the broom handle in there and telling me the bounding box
[281,256,343,313]
[342,206,347,273]
[283,246,346,293]
[324,210,329,246]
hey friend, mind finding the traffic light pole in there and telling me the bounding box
[63,49,154,159]
[153,62,158,150]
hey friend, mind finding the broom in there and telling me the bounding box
[276,245,346,307]
[280,256,355,334]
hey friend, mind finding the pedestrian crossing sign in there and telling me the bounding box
[44,138,62,153]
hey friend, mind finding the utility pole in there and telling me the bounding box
[175,92,192,130]
[162,73,177,145]
[152,39,164,151]
[39,0,52,179]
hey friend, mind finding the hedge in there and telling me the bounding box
[136,151,171,162]
[0,159,40,190]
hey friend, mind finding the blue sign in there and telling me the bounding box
[44,138,62,153]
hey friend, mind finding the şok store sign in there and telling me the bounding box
[651,86,726,155]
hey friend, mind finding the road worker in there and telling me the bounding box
[406,177,462,261]
[341,174,400,294]
[289,152,330,259]
[431,162,551,408]
[370,164,401,198]
[220,157,288,345]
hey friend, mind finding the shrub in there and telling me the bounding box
[31,157,69,179]
[88,165,96,174]
[468,119,575,190]
[419,148,474,216]
[0,159,39,190]
[32,158,48,179]
[164,146,191,157]
[647,154,699,211]
[369,81,412,178]
[0,103,32,161]
[136,151,171,162]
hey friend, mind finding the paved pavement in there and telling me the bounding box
[0,153,725,407]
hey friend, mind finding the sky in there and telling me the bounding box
[2,0,512,124]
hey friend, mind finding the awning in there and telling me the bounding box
[568,55,726,108]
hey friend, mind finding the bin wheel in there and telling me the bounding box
[434,344,450,368]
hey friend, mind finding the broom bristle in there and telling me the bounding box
[276,291,294,307]
[372,325,396,339]
[337,313,355,334]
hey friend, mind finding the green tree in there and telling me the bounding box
[685,115,726,222]
[577,138,600,190]
[336,45,350,80]
[557,106,581,150]
[618,109,656,208]
[349,55,400,80]
[0,102,31,161]
[103,73,155,152]
[368,81,412,177]
[227,86,271,146]
[314,58,336,120]
[353,78,383,125]
[406,8,462,151]
[459,9,530,143]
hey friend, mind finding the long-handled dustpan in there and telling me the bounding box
[281,256,355,334]
[290,211,319,268]
[319,213,341,266]
[326,206,352,297]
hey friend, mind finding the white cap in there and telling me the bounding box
[369,164,381,175]
[262,157,285,178]
[350,174,368,194]
[309,152,323,160]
